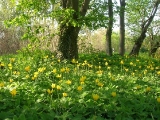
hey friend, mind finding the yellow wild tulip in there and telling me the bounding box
[62,93,68,97]
[25,66,30,72]
[10,89,17,97]
[66,80,72,85]
[77,86,82,91]
[0,82,4,87]
[146,87,151,92]
[47,89,52,94]
[92,94,100,101]
[56,85,61,90]
[111,92,116,97]
[51,83,56,89]
[157,98,160,103]
[80,76,86,82]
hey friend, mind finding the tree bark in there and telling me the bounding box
[129,0,159,56]
[119,0,125,56]
[149,42,160,57]
[106,0,113,56]
[58,0,91,59]
[149,33,160,57]
[59,25,80,59]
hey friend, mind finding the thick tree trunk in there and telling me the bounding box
[119,0,125,56]
[129,0,159,56]
[59,25,80,59]
[106,0,113,56]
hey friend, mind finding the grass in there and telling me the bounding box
[0,50,160,120]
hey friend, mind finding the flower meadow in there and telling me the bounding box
[0,50,160,120]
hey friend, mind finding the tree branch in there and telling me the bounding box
[80,0,91,16]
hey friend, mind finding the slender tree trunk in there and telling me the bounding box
[129,0,159,56]
[149,36,160,57]
[119,0,125,56]
[58,0,90,59]
[106,0,113,56]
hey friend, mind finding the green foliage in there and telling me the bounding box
[126,0,155,36]
[0,50,160,119]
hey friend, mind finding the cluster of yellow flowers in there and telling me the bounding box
[95,79,103,87]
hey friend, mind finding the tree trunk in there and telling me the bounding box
[59,25,80,59]
[129,0,159,56]
[119,0,125,56]
[106,0,113,56]
[149,41,160,57]
[58,0,91,59]
[129,31,146,56]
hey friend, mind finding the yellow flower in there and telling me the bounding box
[120,60,124,64]
[130,62,133,66]
[144,70,147,74]
[125,68,129,72]
[136,85,141,89]
[96,70,103,77]
[105,62,108,66]
[9,79,13,83]
[92,94,99,101]
[111,92,116,97]
[10,89,17,96]
[97,82,104,87]
[47,89,52,94]
[32,76,36,80]
[77,86,82,91]
[66,80,72,85]
[13,71,20,75]
[107,67,111,70]
[8,63,12,70]
[62,93,68,97]
[80,76,86,82]
[8,63,12,67]
[56,85,61,90]
[10,58,15,62]
[38,67,46,72]
[60,68,65,73]
[51,83,56,89]
[157,98,160,103]
[0,82,4,87]
[56,74,62,79]
[52,68,57,73]
[88,64,93,68]
[58,59,61,62]
[80,81,84,84]
[146,87,151,92]
[132,72,135,76]
[25,66,30,72]
[157,71,160,75]
[26,75,30,79]
[71,59,77,64]
[44,55,48,59]
[95,79,99,83]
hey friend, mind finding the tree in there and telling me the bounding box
[129,0,160,56]
[106,0,113,56]
[59,0,91,59]
[119,0,125,56]
[6,0,92,59]
[148,23,160,57]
